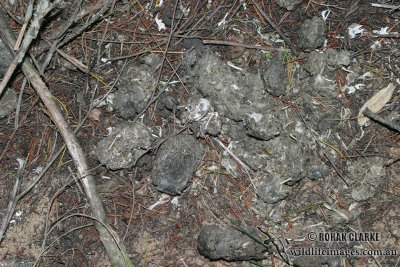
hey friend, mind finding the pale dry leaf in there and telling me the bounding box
[357,83,396,126]
[88,108,102,121]
[389,146,400,158]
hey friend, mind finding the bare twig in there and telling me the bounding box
[48,0,83,40]
[14,77,27,129]
[202,39,290,52]
[363,108,400,132]
[250,0,299,57]
[0,0,61,96]
[257,226,290,265]
[213,137,254,181]
[371,3,400,10]
[0,7,130,267]
[96,0,116,66]
[321,148,350,187]
[56,0,114,49]
[39,0,83,74]
[36,213,124,266]
[0,0,22,24]
[132,0,182,121]
[42,38,89,73]
[36,223,93,264]
[133,57,184,122]
[12,72,112,202]
[0,156,27,243]
[153,0,180,87]
[35,0,115,61]
[14,0,34,50]
[122,174,136,242]
[106,41,167,61]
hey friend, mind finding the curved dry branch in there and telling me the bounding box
[0,7,130,267]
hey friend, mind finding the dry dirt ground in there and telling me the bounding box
[0,1,399,267]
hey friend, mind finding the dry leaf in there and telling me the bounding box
[88,108,102,121]
[389,147,400,158]
[357,83,396,126]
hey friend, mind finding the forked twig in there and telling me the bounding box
[0,0,62,96]
[0,6,130,267]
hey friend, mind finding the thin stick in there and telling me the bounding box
[14,61,126,219]
[0,7,130,267]
[371,3,399,10]
[0,156,27,243]
[132,0,182,121]
[14,0,34,50]
[0,0,62,96]
[213,138,257,191]
[250,0,299,57]
[363,108,400,132]
[14,78,27,130]
[56,0,115,50]
[97,0,116,66]
[0,0,22,25]
[35,213,124,266]
[202,39,290,52]
[133,57,184,122]
[48,0,84,40]
[123,173,136,242]
[321,149,350,187]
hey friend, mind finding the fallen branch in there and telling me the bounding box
[0,7,130,267]
[0,0,62,96]
[363,108,400,132]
